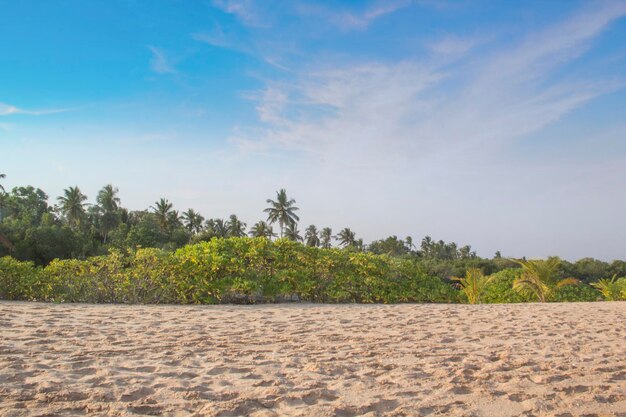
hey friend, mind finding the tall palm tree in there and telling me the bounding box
[96,184,120,212]
[512,257,578,302]
[304,225,320,247]
[320,227,333,249]
[336,227,357,248]
[57,186,88,229]
[405,236,415,252]
[227,214,247,237]
[181,209,205,234]
[284,222,303,242]
[150,198,174,231]
[264,189,299,238]
[249,221,276,239]
[96,184,121,243]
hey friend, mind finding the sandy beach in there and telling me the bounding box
[1,302,624,417]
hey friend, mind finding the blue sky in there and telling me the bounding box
[2,0,626,260]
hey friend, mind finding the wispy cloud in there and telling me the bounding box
[148,46,176,74]
[211,0,269,28]
[0,102,74,116]
[296,0,412,31]
[232,2,626,166]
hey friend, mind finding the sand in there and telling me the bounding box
[0,301,624,417]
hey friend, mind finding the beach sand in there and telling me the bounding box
[1,301,624,416]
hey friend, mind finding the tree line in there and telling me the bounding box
[1,173,626,284]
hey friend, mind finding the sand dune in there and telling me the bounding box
[0,301,624,416]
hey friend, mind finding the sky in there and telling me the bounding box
[2,0,626,261]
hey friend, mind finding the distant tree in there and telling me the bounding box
[336,228,357,248]
[494,251,502,259]
[96,184,121,243]
[150,198,175,231]
[57,186,88,229]
[0,173,6,193]
[405,236,415,252]
[368,235,407,256]
[264,189,299,238]
[304,225,320,247]
[227,214,247,237]
[249,221,276,239]
[205,218,229,238]
[181,209,205,234]
[512,258,578,302]
[284,222,303,242]
[320,227,333,249]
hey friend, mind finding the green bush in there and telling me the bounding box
[553,283,600,302]
[0,238,619,305]
[0,256,41,300]
[482,268,530,304]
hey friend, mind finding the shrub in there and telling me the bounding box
[0,256,41,300]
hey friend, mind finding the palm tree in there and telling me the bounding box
[0,173,6,193]
[264,189,299,238]
[320,227,333,248]
[249,221,276,239]
[284,222,303,242]
[227,214,247,237]
[57,186,88,229]
[304,225,320,247]
[206,218,229,238]
[591,275,624,301]
[96,184,121,243]
[336,227,357,248]
[182,209,205,234]
[452,268,493,304]
[405,236,415,252]
[150,198,174,231]
[512,258,578,302]
[96,184,120,212]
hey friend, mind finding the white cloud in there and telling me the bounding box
[148,46,176,74]
[0,102,73,116]
[234,2,626,164]
[211,0,269,28]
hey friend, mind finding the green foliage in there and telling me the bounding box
[512,258,579,302]
[482,269,530,304]
[591,275,626,301]
[0,256,41,300]
[0,238,457,304]
[553,282,600,302]
[452,268,492,304]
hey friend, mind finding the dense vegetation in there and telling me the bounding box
[1,174,625,304]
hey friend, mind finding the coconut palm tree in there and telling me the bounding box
[206,218,229,238]
[264,189,299,238]
[405,236,415,252]
[304,225,320,247]
[57,186,88,229]
[284,222,303,242]
[227,214,247,237]
[452,268,493,304]
[181,209,205,234]
[96,184,121,243]
[249,221,276,239]
[320,227,333,248]
[150,198,175,231]
[512,257,578,302]
[336,227,357,248]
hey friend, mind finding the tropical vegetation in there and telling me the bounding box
[0,173,625,304]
